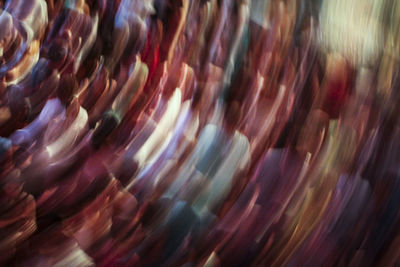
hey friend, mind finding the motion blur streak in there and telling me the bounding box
[0,0,400,266]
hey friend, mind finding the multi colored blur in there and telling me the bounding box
[0,0,400,266]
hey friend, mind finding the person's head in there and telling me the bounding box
[47,38,69,67]
[224,100,242,134]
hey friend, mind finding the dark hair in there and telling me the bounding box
[225,100,242,128]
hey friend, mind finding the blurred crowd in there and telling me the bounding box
[1,0,400,266]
